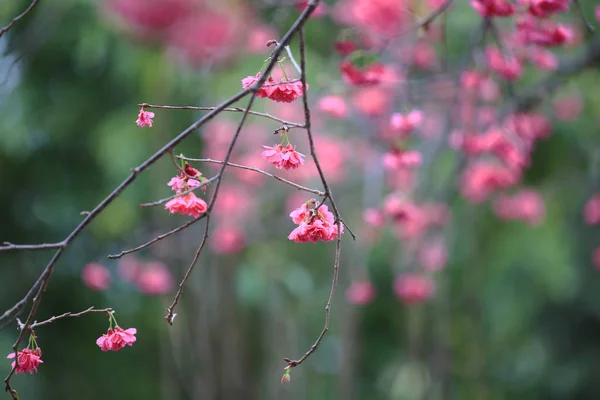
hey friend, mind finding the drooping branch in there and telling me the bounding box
[18,307,112,330]
[0,0,41,39]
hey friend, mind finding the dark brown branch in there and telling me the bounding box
[283,25,345,370]
[18,307,112,330]
[139,103,304,128]
[0,0,40,39]
[574,0,595,35]
[0,241,65,252]
[177,156,325,196]
[107,215,207,260]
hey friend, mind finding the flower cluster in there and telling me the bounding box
[261,144,305,170]
[136,107,155,128]
[165,164,208,218]
[288,200,343,243]
[7,348,43,375]
[96,327,137,352]
[242,73,307,103]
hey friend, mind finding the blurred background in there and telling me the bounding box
[1,0,600,399]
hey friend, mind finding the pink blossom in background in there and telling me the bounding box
[363,208,385,228]
[412,42,438,70]
[340,61,387,86]
[202,119,239,162]
[96,327,137,352]
[517,16,573,47]
[242,74,277,98]
[136,108,155,127]
[478,77,500,102]
[383,149,422,170]
[167,10,240,66]
[393,274,435,304]
[461,162,521,204]
[528,0,570,18]
[7,348,43,375]
[583,195,600,225]
[293,136,347,183]
[471,0,515,17]
[165,193,208,218]
[493,189,546,226]
[117,255,142,283]
[596,6,600,22]
[136,262,173,295]
[504,113,552,142]
[231,153,270,186]
[352,88,391,116]
[593,247,600,270]
[210,226,246,254]
[553,94,583,121]
[106,0,193,33]
[318,96,348,119]
[334,40,357,55]
[486,46,523,81]
[213,185,254,220]
[261,144,306,170]
[346,280,376,305]
[246,25,278,53]
[419,238,448,272]
[82,263,111,291]
[268,80,307,103]
[390,110,423,136]
[528,48,559,70]
[295,0,328,17]
[342,0,409,38]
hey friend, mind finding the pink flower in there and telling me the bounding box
[165,193,208,218]
[268,80,306,103]
[493,189,546,226]
[363,208,385,228]
[528,48,559,71]
[419,238,448,272]
[471,0,515,17]
[383,149,422,170]
[583,195,600,225]
[528,0,570,18]
[288,203,343,243]
[82,263,111,291]
[486,47,523,81]
[96,326,137,352]
[390,110,423,135]
[261,144,306,170]
[346,281,376,305]
[334,40,357,55]
[393,274,435,304]
[242,74,276,98]
[210,226,246,254]
[136,108,155,128]
[340,61,386,86]
[461,162,521,203]
[343,0,408,37]
[553,94,582,121]
[7,348,43,375]
[136,262,173,295]
[318,96,348,119]
[352,87,391,116]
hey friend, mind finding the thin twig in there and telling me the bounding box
[107,215,207,259]
[574,0,595,34]
[177,156,325,196]
[0,241,65,252]
[139,103,304,128]
[284,24,345,370]
[0,0,41,39]
[18,307,112,330]
[139,175,219,208]
[284,45,302,75]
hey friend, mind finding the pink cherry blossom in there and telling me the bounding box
[352,87,391,116]
[493,189,546,226]
[486,47,523,81]
[242,74,277,98]
[136,262,173,295]
[318,96,348,119]
[390,110,423,135]
[136,108,155,127]
[210,226,246,254]
[82,263,111,291]
[261,144,306,170]
[7,348,43,375]
[383,149,422,170]
[340,61,387,86]
[346,281,376,305]
[268,80,307,103]
[419,238,448,272]
[363,208,385,228]
[583,195,600,225]
[461,161,521,203]
[471,0,515,17]
[165,193,208,218]
[593,247,600,270]
[528,0,570,18]
[288,203,343,243]
[393,274,435,304]
[96,326,137,352]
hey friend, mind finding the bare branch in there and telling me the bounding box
[20,307,113,330]
[0,0,41,39]
[139,103,304,128]
[0,241,65,252]
[177,156,326,196]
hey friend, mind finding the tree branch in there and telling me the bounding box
[0,0,40,39]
